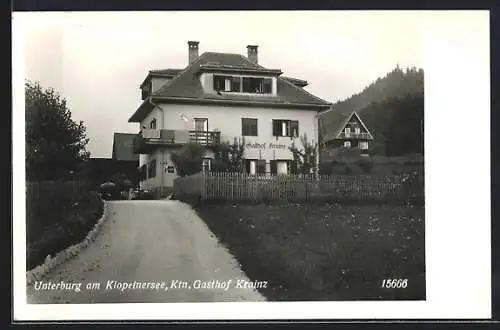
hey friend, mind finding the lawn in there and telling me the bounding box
[194,202,425,301]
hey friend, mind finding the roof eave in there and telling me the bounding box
[151,96,331,110]
[128,101,154,123]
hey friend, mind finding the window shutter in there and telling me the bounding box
[270,160,277,174]
[291,120,299,137]
[290,160,298,174]
[242,77,251,93]
[263,78,273,93]
[241,118,247,136]
[257,160,266,174]
[213,75,218,90]
[251,119,258,136]
[245,159,251,174]
[231,77,241,92]
[272,120,281,136]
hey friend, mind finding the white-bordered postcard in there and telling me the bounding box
[12,10,491,321]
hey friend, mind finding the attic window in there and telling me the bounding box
[242,77,272,94]
[230,77,241,92]
[214,75,226,91]
[213,75,273,94]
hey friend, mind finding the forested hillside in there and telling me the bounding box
[319,66,424,156]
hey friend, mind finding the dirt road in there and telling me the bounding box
[27,200,266,303]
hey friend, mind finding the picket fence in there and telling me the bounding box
[173,172,424,204]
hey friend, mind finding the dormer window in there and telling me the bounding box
[213,75,226,91]
[212,74,273,94]
[242,77,272,94]
[230,77,241,92]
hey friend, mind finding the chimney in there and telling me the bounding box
[188,41,199,64]
[247,45,258,64]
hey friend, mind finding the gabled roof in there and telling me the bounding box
[321,111,374,142]
[129,52,331,122]
[112,133,139,162]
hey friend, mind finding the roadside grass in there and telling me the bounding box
[26,189,104,270]
[194,202,425,301]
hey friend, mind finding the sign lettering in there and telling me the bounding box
[245,142,287,150]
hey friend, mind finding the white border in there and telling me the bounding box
[12,10,491,320]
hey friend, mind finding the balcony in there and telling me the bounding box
[133,129,221,154]
[338,132,372,140]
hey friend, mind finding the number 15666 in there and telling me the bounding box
[381,279,408,288]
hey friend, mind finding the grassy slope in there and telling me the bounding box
[195,203,425,301]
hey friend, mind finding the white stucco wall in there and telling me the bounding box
[135,102,319,189]
[159,103,318,161]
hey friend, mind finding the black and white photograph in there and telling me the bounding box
[12,10,491,321]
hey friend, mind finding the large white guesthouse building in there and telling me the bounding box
[128,41,332,193]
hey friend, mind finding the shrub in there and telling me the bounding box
[357,156,374,173]
[318,162,333,175]
[171,143,206,177]
[344,164,364,175]
[26,185,103,270]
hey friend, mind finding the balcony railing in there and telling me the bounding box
[338,132,372,139]
[133,129,221,154]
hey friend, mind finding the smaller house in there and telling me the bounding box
[320,110,374,153]
[111,133,140,185]
[112,133,140,162]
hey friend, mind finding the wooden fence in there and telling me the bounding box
[173,172,424,204]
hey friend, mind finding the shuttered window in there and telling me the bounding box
[213,75,226,91]
[272,120,299,137]
[242,118,258,136]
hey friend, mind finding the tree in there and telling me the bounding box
[385,94,424,156]
[25,80,90,180]
[210,137,246,173]
[170,143,206,177]
[289,133,318,175]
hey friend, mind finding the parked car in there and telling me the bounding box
[131,189,155,200]
[99,182,121,200]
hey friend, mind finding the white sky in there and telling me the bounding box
[14,10,485,158]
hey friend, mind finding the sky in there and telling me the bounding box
[13,10,486,158]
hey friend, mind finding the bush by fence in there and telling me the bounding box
[173,172,424,205]
[319,158,424,175]
[26,180,103,270]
